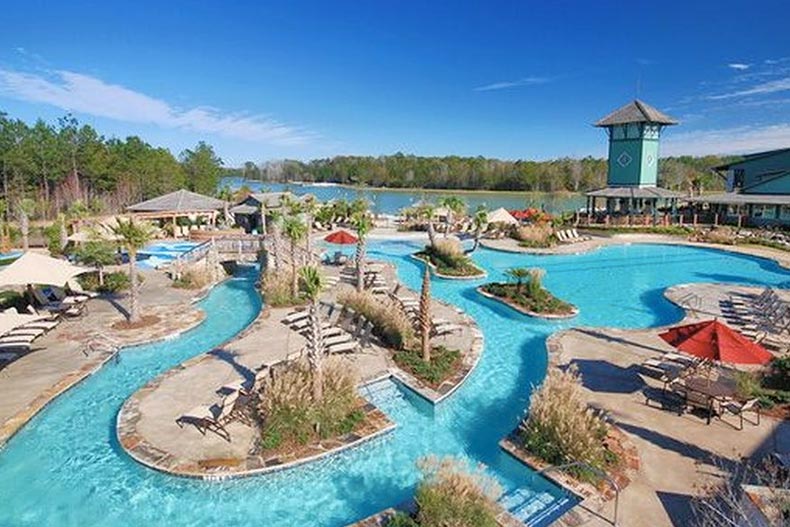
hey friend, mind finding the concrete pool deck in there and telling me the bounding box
[544,282,790,527]
[0,269,208,447]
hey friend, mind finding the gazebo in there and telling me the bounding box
[586,100,684,225]
[127,189,227,233]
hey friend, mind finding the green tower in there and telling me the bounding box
[595,100,677,188]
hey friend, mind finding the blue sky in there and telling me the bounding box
[1,0,789,165]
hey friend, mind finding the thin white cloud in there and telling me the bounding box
[707,77,790,100]
[727,63,750,71]
[474,77,550,92]
[663,123,790,156]
[0,68,316,146]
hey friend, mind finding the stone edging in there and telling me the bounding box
[475,286,578,320]
[117,382,395,479]
[499,426,640,527]
[387,291,485,404]
[0,345,120,447]
[409,253,487,280]
[116,304,397,479]
[0,279,222,449]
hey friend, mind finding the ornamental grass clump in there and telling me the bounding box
[417,238,482,277]
[520,365,609,478]
[337,289,414,349]
[408,456,502,527]
[258,358,362,450]
[512,224,554,248]
[261,269,304,307]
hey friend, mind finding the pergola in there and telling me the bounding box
[127,189,227,230]
[585,186,684,224]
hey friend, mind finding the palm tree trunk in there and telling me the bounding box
[128,250,139,323]
[427,221,437,248]
[355,237,366,292]
[19,210,29,251]
[306,299,324,401]
[419,266,431,362]
[291,240,298,298]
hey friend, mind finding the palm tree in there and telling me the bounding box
[282,216,307,298]
[419,266,432,362]
[505,267,532,294]
[300,266,325,401]
[112,217,153,323]
[267,210,284,270]
[417,203,437,248]
[438,196,466,237]
[467,205,489,254]
[300,197,318,264]
[352,212,373,292]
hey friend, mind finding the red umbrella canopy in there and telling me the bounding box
[324,230,358,245]
[658,319,773,365]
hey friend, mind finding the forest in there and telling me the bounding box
[227,153,736,194]
[0,112,223,220]
[1,111,737,223]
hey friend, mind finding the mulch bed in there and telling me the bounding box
[112,315,161,330]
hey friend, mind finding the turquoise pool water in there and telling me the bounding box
[137,241,200,269]
[0,243,789,526]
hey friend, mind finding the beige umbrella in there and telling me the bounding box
[0,252,91,287]
[487,207,519,225]
[0,311,47,336]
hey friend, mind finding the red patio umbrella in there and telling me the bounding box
[324,230,358,245]
[658,319,773,365]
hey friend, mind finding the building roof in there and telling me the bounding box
[127,189,226,213]
[687,192,790,206]
[595,99,678,127]
[714,147,790,171]
[228,204,259,215]
[246,192,311,209]
[586,186,684,199]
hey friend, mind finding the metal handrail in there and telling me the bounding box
[538,460,620,526]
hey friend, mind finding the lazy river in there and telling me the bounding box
[1,243,789,526]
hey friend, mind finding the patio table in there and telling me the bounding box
[681,376,738,424]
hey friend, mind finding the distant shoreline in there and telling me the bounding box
[226,178,583,198]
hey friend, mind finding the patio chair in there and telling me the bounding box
[643,386,685,415]
[176,391,241,442]
[720,398,761,430]
[326,340,361,354]
[282,308,309,325]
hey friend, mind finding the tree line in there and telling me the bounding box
[229,153,736,194]
[0,112,223,220]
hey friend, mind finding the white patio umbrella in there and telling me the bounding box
[0,311,47,336]
[0,252,91,287]
[487,207,519,225]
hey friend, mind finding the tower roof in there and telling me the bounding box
[595,99,678,127]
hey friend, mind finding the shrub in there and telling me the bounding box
[387,512,419,527]
[692,226,737,245]
[261,269,303,307]
[416,241,482,277]
[393,346,460,385]
[79,271,132,294]
[258,358,361,449]
[512,224,554,248]
[483,267,574,315]
[173,268,212,289]
[414,456,501,527]
[338,289,414,349]
[0,291,26,311]
[433,238,463,259]
[520,365,609,480]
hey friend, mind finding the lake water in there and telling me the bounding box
[220,177,586,216]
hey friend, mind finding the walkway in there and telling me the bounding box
[547,283,790,526]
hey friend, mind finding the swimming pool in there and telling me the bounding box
[137,241,200,269]
[0,243,788,526]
